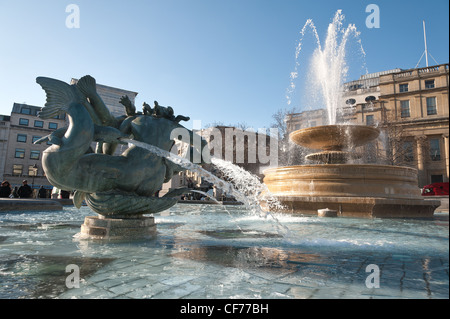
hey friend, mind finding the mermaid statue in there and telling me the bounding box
[34,75,209,217]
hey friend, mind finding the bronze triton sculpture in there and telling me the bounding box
[35,75,208,220]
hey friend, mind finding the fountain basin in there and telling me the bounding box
[264,164,441,218]
[290,125,380,151]
[0,198,63,212]
[264,164,422,199]
[0,204,448,299]
[305,150,362,164]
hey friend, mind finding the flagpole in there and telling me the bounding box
[423,20,429,67]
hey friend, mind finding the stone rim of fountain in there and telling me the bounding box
[263,123,441,218]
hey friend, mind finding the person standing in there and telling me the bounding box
[12,187,19,198]
[0,180,12,198]
[38,186,47,198]
[18,180,32,198]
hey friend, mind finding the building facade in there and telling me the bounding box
[2,103,67,190]
[377,64,449,186]
[160,126,277,200]
[285,63,449,187]
[70,78,138,118]
[285,109,327,134]
[0,115,11,181]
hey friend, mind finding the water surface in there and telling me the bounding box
[0,204,448,299]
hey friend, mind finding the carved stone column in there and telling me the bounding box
[443,134,449,182]
[415,135,427,187]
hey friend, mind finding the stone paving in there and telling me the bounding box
[55,243,448,299]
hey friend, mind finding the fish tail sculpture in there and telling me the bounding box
[36,77,96,190]
[35,76,190,217]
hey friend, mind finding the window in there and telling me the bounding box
[402,141,414,162]
[429,139,441,161]
[425,80,435,89]
[28,165,38,176]
[48,122,58,130]
[431,175,444,183]
[17,134,27,143]
[53,114,66,120]
[20,108,31,115]
[400,100,410,118]
[32,136,41,144]
[19,118,29,126]
[366,142,377,163]
[399,84,409,93]
[13,164,23,176]
[34,120,44,128]
[15,148,25,158]
[30,150,40,160]
[366,115,374,125]
[426,97,437,115]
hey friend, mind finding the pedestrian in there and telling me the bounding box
[60,190,70,199]
[206,185,214,200]
[0,180,12,198]
[18,180,32,198]
[38,186,47,198]
[12,187,19,198]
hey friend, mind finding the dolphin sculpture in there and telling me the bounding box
[35,75,208,216]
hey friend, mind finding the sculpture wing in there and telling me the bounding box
[36,77,80,119]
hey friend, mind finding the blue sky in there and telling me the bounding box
[0,0,448,130]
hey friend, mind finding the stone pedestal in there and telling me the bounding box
[318,208,338,217]
[80,215,156,240]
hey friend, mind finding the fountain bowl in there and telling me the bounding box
[263,123,441,218]
[290,125,380,151]
[263,164,441,218]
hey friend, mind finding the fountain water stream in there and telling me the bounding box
[287,10,367,124]
[122,139,290,236]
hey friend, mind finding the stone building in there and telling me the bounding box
[1,103,67,190]
[377,64,449,186]
[285,69,402,132]
[161,126,277,200]
[285,109,327,133]
[70,78,138,118]
[0,115,11,181]
[200,126,276,178]
[341,68,402,124]
[285,63,449,187]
